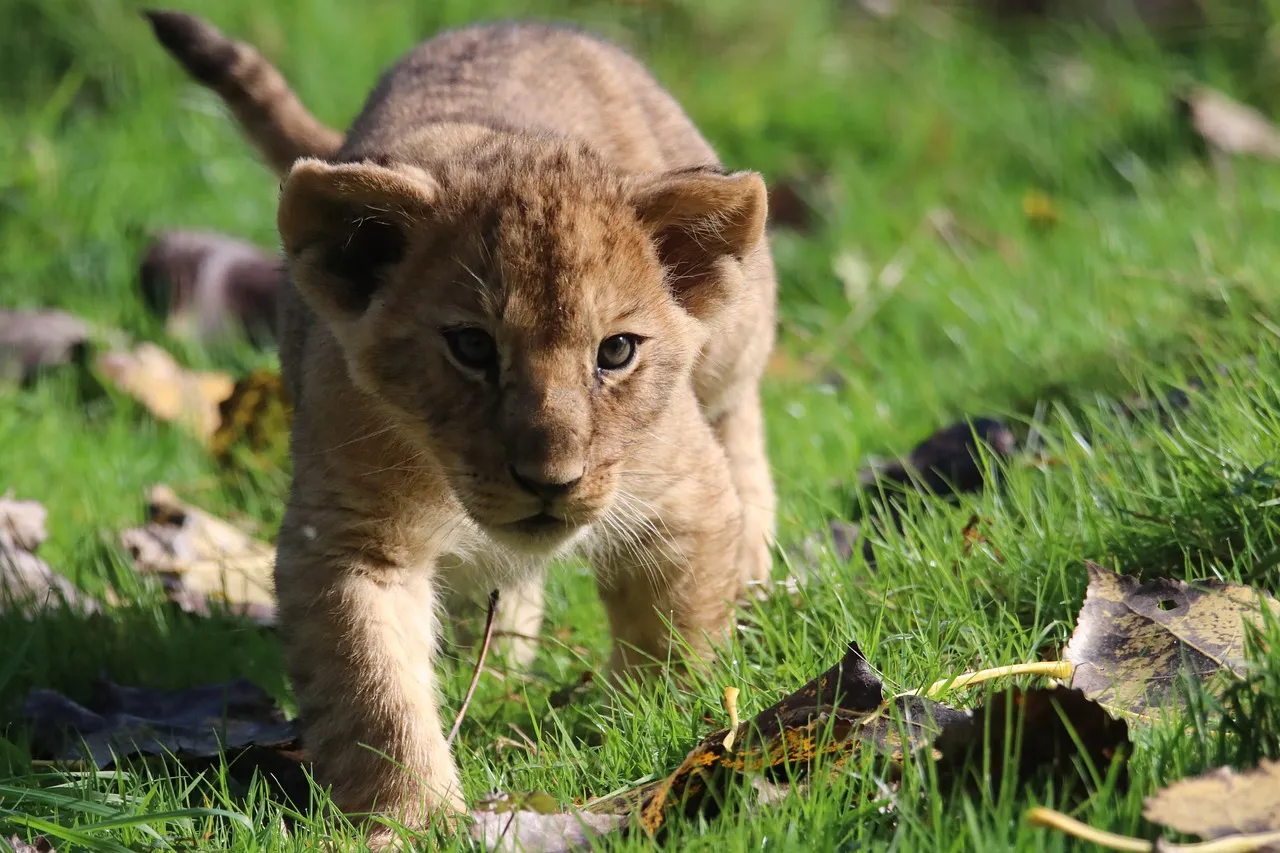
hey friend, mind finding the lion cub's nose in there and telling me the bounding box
[508,463,583,501]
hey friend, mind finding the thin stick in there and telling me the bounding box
[1026,807,1152,852]
[448,589,500,745]
[898,661,1074,699]
[721,686,741,752]
[1027,806,1280,853]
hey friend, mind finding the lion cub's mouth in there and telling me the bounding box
[508,512,574,536]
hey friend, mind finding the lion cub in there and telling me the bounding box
[148,9,778,840]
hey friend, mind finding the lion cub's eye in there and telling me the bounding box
[443,327,497,370]
[597,334,637,370]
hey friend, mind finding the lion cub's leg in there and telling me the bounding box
[711,390,776,590]
[591,424,745,676]
[275,503,464,844]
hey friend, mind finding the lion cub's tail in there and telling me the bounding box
[144,9,342,175]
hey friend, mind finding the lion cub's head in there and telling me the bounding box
[277,138,765,554]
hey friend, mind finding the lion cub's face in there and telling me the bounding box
[278,143,765,554]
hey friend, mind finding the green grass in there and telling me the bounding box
[5,0,1280,849]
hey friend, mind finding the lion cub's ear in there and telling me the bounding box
[628,168,767,321]
[277,158,437,324]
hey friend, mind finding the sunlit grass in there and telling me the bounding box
[4,0,1280,849]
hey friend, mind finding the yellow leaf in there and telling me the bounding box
[1022,189,1059,228]
[1145,760,1280,840]
[96,343,233,441]
[120,485,276,624]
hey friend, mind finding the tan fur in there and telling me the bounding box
[151,13,777,844]
[144,10,342,173]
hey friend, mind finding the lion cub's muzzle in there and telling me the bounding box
[501,458,588,537]
[507,461,583,503]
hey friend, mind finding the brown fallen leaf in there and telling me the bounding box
[1180,85,1280,161]
[16,642,1125,847]
[472,793,622,853]
[1144,759,1280,842]
[1,494,47,552]
[585,643,1115,838]
[857,416,1018,501]
[0,496,102,617]
[138,230,281,346]
[23,677,296,770]
[20,677,309,807]
[120,485,276,625]
[1064,561,1280,718]
[935,686,1130,792]
[209,368,292,471]
[586,642,919,833]
[766,179,816,232]
[1021,189,1060,229]
[4,836,55,853]
[20,674,608,851]
[0,310,90,385]
[96,343,234,441]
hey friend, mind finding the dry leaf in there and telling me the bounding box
[1021,190,1059,228]
[22,677,299,784]
[588,642,897,832]
[209,368,293,470]
[16,643,1127,846]
[1181,85,1280,161]
[1064,561,1280,717]
[470,811,622,853]
[858,416,1018,500]
[139,230,281,346]
[0,310,90,385]
[766,179,815,232]
[1144,759,1280,841]
[4,836,55,853]
[471,793,622,853]
[589,644,991,835]
[588,643,1125,838]
[0,496,102,617]
[120,485,276,625]
[935,686,1130,791]
[96,343,234,441]
[0,494,47,552]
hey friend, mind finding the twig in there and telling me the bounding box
[898,660,1074,699]
[1027,806,1280,853]
[1026,807,1151,852]
[721,686,741,751]
[448,588,500,745]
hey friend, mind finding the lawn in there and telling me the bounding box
[3,0,1280,850]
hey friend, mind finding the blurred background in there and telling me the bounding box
[6,0,1280,526]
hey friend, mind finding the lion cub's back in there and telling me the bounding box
[341,22,718,173]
